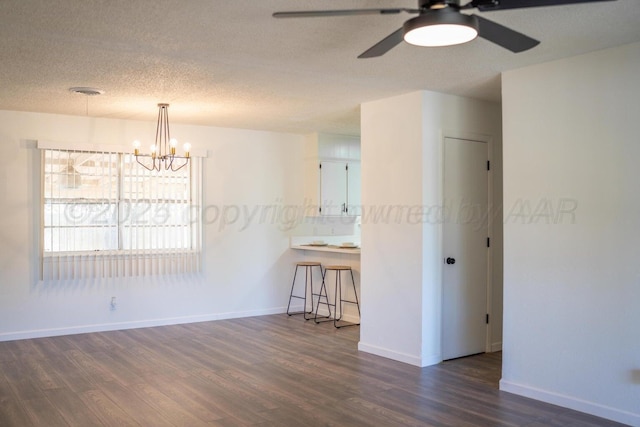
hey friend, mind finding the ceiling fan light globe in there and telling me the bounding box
[403,11,478,47]
[405,24,477,47]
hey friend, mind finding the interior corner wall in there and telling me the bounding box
[359,90,502,367]
[500,42,640,426]
[0,110,306,341]
[359,92,428,366]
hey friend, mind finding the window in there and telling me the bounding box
[41,147,202,280]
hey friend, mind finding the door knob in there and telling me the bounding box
[446,257,456,265]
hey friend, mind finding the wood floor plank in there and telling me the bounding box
[174,369,271,425]
[22,355,64,391]
[128,381,210,427]
[47,352,97,393]
[98,380,177,426]
[78,388,140,426]
[144,372,228,423]
[0,398,32,427]
[0,314,628,426]
[0,360,45,401]
[64,348,118,385]
[44,387,105,426]
[21,396,69,427]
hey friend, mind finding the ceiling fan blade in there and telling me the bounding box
[474,0,616,12]
[358,28,405,58]
[475,15,540,52]
[273,8,418,18]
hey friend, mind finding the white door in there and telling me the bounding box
[346,162,361,216]
[320,161,347,215]
[442,137,489,360]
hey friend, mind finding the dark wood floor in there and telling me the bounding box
[0,315,626,426]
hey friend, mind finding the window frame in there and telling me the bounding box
[37,140,204,280]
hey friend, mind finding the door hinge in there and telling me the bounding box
[487,237,490,247]
[319,163,322,169]
[486,313,490,324]
[319,206,322,213]
[487,160,490,171]
[346,164,349,171]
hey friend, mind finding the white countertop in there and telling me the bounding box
[291,244,361,255]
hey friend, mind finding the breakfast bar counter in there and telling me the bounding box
[290,244,361,255]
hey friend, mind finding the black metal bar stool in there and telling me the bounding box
[286,261,329,321]
[314,265,360,328]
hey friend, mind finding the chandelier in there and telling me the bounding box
[133,103,191,171]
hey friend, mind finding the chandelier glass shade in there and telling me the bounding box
[133,103,191,171]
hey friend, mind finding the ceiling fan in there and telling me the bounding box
[273,0,616,58]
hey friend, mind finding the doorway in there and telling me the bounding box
[442,137,489,360]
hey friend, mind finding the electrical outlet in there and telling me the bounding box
[110,297,117,310]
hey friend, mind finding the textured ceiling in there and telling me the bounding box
[0,0,639,136]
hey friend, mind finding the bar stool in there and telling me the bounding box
[314,265,360,328]
[286,261,329,321]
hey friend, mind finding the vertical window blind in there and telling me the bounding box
[41,147,202,281]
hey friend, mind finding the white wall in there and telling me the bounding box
[501,42,640,426]
[0,110,307,340]
[359,90,502,366]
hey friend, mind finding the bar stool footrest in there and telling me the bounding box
[334,320,360,328]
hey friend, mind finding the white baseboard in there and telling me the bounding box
[358,341,441,367]
[0,304,365,343]
[491,341,502,352]
[500,380,640,426]
[0,307,286,342]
